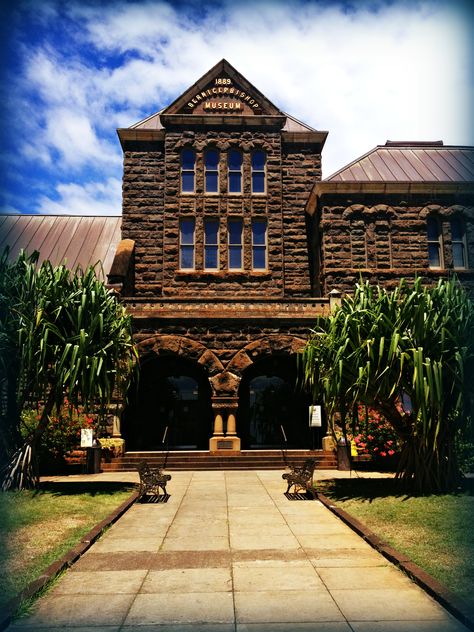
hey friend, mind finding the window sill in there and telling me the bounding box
[176,270,272,279]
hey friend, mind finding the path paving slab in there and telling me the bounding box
[7,470,471,632]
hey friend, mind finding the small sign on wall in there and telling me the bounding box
[80,428,94,448]
[309,405,322,427]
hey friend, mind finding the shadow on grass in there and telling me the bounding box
[317,476,474,503]
[36,481,137,496]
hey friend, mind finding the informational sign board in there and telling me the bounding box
[80,428,94,448]
[309,405,322,427]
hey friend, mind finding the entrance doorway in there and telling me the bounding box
[237,355,315,449]
[123,356,213,450]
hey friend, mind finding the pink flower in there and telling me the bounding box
[368,435,374,441]
[388,450,395,456]
[380,451,387,457]
[387,440,393,445]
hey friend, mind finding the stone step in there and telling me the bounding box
[101,450,337,471]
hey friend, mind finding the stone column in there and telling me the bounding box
[213,412,224,437]
[209,397,241,453]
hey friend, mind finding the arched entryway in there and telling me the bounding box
[123,355,213,450]
[237,355,316,449]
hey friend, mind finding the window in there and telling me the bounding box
[251,150,266,194]
[179,218,195,269]
[181,149,195,193]
[427,216,443,268]
[204,219,219,270]
[228,219,243,269]
[205,149,219,194]
[228,150,242,194]
[252,219,267,270]
[451,217,468,269]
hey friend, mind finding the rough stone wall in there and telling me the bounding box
[319,195,474,295]
[282,144,322,296]
[121,145,165,295]
[133,322,311,371]
[161,129,284,298]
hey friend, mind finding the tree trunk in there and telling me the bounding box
[1,392,56,491]
[395,431,461,494]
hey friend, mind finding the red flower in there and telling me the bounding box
[380,451,387,457]
[388,450,395,456]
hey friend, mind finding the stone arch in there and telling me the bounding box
[136,334,224,377]
[227,335,307,378]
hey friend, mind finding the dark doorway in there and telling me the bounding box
[238,355,317,449]
[123,355,213,450]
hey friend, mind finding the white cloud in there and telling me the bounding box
[36,177,122,216]
[6,0,473,214]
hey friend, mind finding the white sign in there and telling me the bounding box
[80,428,94,448]
[309,405,322,427]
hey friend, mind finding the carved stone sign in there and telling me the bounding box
[187,77,260,113]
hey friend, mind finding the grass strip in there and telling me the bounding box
[317,477,474,608]
[0,480,137,618]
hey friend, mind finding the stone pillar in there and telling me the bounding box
[213,412,224,437]
[209,397,241,453]
[226,412,237,436]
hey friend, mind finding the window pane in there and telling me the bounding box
[451,218,463,241]
[205,220,219,243]
[252,172,265,193]
[205,149,219,169]
[453,243,465,268]
[205,246,219,269]
[252,221,266,245]
[229,246,242,269]
[252,150,266,170]
[181,149,195,170]
[427,217,439,241]
[205,172,218,193]
[228,220,242,244]
[181,246,194,269]
[253,247,266,269]
[428,243,440,267]
[180,219,195,245]
[229,172,242,193]
[228,150,242,170]
[182,172,194,193]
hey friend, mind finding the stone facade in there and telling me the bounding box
[114,60,473,453]
[318,194,474,296]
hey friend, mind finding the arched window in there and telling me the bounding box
[179,218,195,269]
[228,149,242,194]
[251,150,266,194]
[427,216,443,268]
[181,148,195,193]
[205,149,219,194]
[252,219,267,270]
[450,216,468,269]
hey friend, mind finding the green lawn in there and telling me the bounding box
[318,476,474,606]
[0,481,135,613]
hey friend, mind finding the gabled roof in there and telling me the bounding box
[0,215,121,280]
[162,58,281,117]
[326,142,474,182]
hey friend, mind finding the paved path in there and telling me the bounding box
[8,470,469,632]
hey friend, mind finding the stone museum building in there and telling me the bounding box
[2,59,473,466]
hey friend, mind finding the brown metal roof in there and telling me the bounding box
[0,215,121,280]
[326,143,474,183]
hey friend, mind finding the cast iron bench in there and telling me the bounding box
[282,459,317,499]
[137,461,171,499]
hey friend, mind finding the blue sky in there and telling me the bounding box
[0,0,472,216]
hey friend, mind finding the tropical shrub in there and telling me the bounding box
[300,277,474,493]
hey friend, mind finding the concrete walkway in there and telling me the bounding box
[8,470,469,632]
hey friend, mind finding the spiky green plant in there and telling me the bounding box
[0,249,137,490]
[301,277,474,493]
